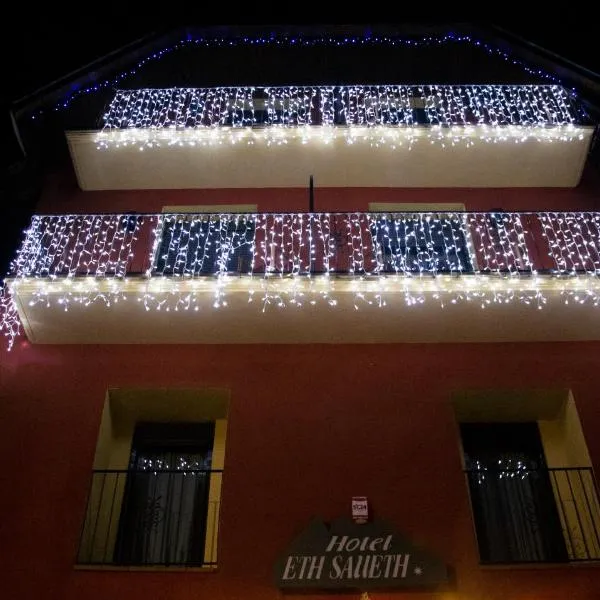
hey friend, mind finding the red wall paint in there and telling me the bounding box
[6,154,600,599]
[2,341,600,600]
[35,163,600,215]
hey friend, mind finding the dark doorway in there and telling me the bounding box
[461,422,568,563]
[115,422,215,565]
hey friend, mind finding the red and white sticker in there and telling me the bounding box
[352,496,368,523]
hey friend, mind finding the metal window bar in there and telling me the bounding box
[464,467,600,563]
[77,469,223,567]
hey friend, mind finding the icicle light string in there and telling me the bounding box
[100,84,577,129]
[38,32,582,118]
[3,211,600,349]
[9,211,600,281]
[0,284,20,350]
[95,85,588,150]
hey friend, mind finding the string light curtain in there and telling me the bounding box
[3,211,600,350]
[98,85,586,142]
[95,85,589,150]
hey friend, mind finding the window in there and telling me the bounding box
[253,91,315,126]
[77,388,228,568]
[454,390,600,564]
[114,422,215,566]
[461,422,567,563]
[153,205,257,277]
[369,203,473,274]
[154,214,255,276]
[370,214,473,274]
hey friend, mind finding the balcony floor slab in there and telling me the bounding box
[67,126,594,190]
[8,275,600,344]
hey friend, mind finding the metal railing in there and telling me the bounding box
[77,469,222,567]
[464,467,600,563]
[100,85,590,130]
[9,211,600,280]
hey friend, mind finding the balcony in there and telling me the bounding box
[66,85,595,190]
[77,469,221,568]
[4,211,600,346]
[464,467,600,563]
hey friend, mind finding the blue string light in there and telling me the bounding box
[30,32,570,120]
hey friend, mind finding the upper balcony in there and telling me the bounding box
[66,85,595,190]
[3,210,600,347]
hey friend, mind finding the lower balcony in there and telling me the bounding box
[4,211,600,346]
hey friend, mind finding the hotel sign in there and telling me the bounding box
[274,517,447,591]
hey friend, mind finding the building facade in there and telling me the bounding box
[2,24,600,600]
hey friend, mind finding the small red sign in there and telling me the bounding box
[352,496,368,523]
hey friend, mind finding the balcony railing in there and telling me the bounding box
[464,467,600,563]
[3,210,600,348]
[8,211,600,279]
[101,85,589,130]
[94,85,591,150]
[77,469,222,567]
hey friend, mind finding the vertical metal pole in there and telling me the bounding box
[309,175,314,213]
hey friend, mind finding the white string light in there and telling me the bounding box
[95,85,589,150]
[3,211,600,350]
[0,284,20,350]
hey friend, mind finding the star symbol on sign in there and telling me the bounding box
[414,566,423,576]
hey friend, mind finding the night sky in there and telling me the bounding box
[3,22,599,105]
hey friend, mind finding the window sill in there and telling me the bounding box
[74,564,218,573]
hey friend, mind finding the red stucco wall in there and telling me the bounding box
[35,164,600,215]
[3,159,600,598]
[1,341,600,600]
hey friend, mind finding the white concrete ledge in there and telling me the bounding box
[9,274,600,344]
[66,126,594,190]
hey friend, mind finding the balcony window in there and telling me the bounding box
[114,422,214,566]
[455,390,600,564]
[370,214,473,274]
[462,422,568,563]
[154,215,255,276]
[77,389,228,568]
